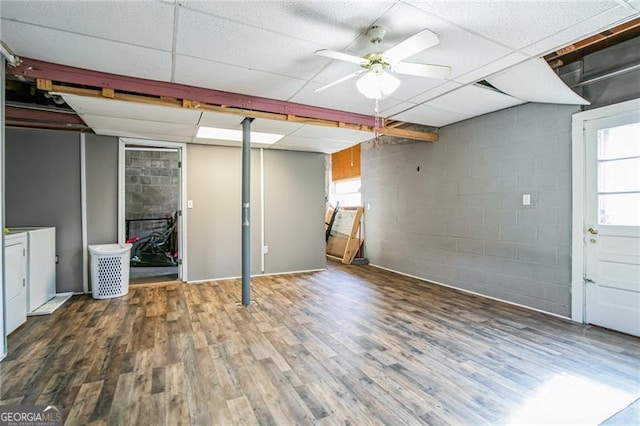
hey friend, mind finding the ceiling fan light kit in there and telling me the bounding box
[314,27,451,101]
[356,70,401,100]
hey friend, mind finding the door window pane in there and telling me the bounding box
[598,193,640,226]
[598,122,640,160]
[598,158,640,193]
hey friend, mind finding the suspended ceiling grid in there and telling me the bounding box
[1,1,639,151]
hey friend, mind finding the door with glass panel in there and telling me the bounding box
[584,110,640,337]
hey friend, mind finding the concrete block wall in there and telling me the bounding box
[361,103,579,316]
[125,150,179,238]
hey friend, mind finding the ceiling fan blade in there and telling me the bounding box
[394,62,451,79]
[383,28,440,64]
[314,70,366,93]
[315,49,367,65]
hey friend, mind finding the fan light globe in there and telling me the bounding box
[356,71,401,100]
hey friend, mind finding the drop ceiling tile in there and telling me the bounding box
[0,1,174,50]
[629,0,640,11]
[487,58,590,105]
[180,1,394,49]
[290,125,372,143]
[271,136,357,154]
[197,111,245,129]
[409,1,618,50]
[197,112,304,139]
[94,129,193,144]
[194,111,303,148]
[176,8,326,81]
[191,137,274,149]
[427,85,525,117]
[521,6,637,56]
[1,21,172,81]
[311,60,366,88]
[58,94,201,125]
[191,139,241,149]
[389,74,446,101]
[410,81,463,104]
[380,101,418,117]
[81,115,195,138]
[391,104,472,127]
[174,55,308,101]
[453,52,528,85]
[250,119,305,136]
[270,144,330,154]
[369,3,513,80]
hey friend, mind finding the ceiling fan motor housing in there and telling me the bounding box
[362,53,391,73]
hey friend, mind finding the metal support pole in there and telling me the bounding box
[241,117,254,306]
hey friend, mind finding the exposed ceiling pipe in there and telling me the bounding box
[0,40,21,67]
[572,61,640,88]
[43,92,67,105]
[4,105,91,132]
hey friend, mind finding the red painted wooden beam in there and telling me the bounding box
[9,57,376,127]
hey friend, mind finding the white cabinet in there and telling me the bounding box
[4,232,27,335]
[10,227,56,312]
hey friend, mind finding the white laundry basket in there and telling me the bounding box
[89,243,132,299]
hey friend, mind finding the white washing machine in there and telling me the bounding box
[9,227,56,312]
[4,232,27,334]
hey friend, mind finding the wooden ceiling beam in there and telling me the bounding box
[377,126,438,142]
[384,120,407,129]
[11,57,376,126]
[9,57,440,143]
[545,17,640,68]
[47,84,439,142]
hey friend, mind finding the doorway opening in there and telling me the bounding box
[119,139,186,285]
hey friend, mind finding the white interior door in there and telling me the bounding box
[584,110,640,337]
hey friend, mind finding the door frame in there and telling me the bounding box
[118,138,188,282]
[570,98,640,323]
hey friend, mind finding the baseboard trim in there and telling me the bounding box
[187,268,326,284]
[369,263,571,321]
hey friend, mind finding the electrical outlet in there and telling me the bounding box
[522,194,531,206]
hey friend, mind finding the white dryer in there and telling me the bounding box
[4,232,27,335]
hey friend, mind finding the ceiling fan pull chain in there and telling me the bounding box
[374,99,381,148]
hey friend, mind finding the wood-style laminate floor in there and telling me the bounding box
[1,262,639,425]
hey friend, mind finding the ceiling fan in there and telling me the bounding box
[314,26,451,99]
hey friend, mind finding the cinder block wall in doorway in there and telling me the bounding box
[125,150,179,238]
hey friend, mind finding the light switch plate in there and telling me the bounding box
[187,200,194,208]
